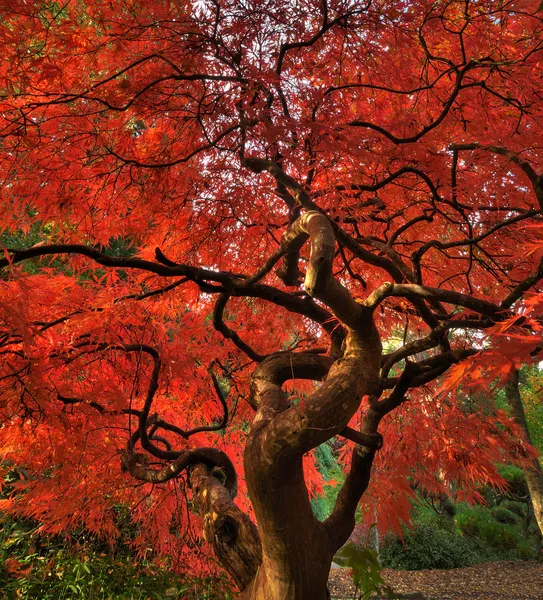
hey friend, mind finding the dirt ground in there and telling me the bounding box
[328,561,543,599]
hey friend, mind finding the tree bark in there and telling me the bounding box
[240,344,380,599]
[189,464,262,590]
[505,369,543,537]
[235,212,383,599]
[182,346,383,600]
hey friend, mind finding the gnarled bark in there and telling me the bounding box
[189,464,262,590]
[235,212,383,599]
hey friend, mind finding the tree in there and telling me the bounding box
[0,1,542,598]
[505,369,543,536]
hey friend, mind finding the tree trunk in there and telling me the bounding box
[240,460,334,600]
[188,212,385,598]
[189,442,337,600]
[505,369,543,537]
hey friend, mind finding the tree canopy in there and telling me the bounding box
[0,0,542,596]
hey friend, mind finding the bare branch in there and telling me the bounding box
[365,282,502,317]
[121,446,238,497]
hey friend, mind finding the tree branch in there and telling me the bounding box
[450,143,543,210]
[364,282,502,317]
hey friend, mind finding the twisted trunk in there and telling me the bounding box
[238,334,381,598]
[187,212,384,598]
[240,460,334,600]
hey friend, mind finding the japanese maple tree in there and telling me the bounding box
[0,0,542,598]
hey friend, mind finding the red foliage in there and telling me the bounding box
[0,0,541,577]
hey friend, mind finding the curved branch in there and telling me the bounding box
[246,209,382,464]
[314,165,442,203]
[1,243,345,345]
[276,6,369,75]
[242,156,405,280]
[450,143,543,210]
[0,243,231,283]
[502,257,543,309]
[55,343,229,450]
[56,393,140,417]
[107,124,240,169]
[25,52,247,110]
[241,156,451,334]
[280,211,364,328]
[213,294,267,362]
[412,209,539,283]
[380,348,477,389]
[121,446,238,498]
[365,282,502,317]
[248,351,334,435]
[149,366,230,440]
[189,464,261,591]
[324,445,376,550]
[324,360,421,547]
[348,68,472,144]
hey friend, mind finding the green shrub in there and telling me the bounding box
[410,501,455,532]
[0,516,232,600]
[456,505,517,549]
[491,506,520,525]
[380,523,476,570]
[454,505,537,558]
[516,537,538,560]
[500,500,527,518]
[378,459,541,571]
[497,464,529,498]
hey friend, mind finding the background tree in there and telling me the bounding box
[505,369,543,535]
[0,1,542,599]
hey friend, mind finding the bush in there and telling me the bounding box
[410,501,455,531]
[380,495,539,571]
[454,505,538,559]
[500,500,527,519]
[0,516,232,600]
[497,464,529,498]
[380,523,476,570]
[456,505,519,550]
[491,506,520,525]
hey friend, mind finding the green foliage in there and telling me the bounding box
[496,464,529,498]
[500,500,527,518]
[0,225,136,280]
[490,506,521,525]
[333,544,392,600]
[311,435,541,576]
[380,522,476,571]
[379,483,540,571]
[0,217,49,250]
[102,237,137,260]
[0,516,231,599]
[0,222,56,276]
[526,401,543,456]
[456,506,517,548]
[454,504,536,559]
[311,441,344,521]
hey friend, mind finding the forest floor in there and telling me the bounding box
[328,560,543,599]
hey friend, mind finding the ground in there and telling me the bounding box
[328,561,543,599]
